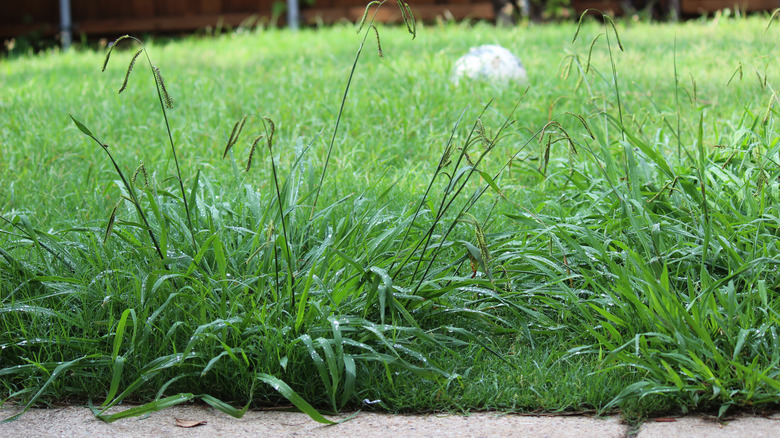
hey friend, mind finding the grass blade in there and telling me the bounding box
[257,374,337,424]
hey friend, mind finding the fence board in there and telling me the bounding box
[200,0,225,14]
[681,0,779,13]
[132,0,156,17]
[303,2,494,23]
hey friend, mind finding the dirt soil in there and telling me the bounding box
[1,404,779,437]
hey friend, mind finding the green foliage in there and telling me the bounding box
[2,11,780,422]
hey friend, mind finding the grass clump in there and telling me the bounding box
[2,7,780,422]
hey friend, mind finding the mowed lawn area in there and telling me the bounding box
[2,13,780,422]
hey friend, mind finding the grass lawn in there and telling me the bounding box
[2,9,780,422]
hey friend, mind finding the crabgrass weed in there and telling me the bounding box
[2,6,780,422]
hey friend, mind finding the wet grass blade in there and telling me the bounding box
[3,354,104,423]
[257,374,337,425]
[94,394,195,423]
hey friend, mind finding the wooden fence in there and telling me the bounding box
[2,0,779,41]
[575,0,778,16]
[1,0,492,40]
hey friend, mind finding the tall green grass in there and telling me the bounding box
[2,7,780,422]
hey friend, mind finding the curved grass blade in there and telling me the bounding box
[95,393,195,423]
[2,354,103,422]
[200,394,252,419]
[256,374,337,424]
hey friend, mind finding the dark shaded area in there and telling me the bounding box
[491,0,687,25]
[4,0,779,56]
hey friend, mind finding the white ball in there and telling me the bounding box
[452,44,528,85]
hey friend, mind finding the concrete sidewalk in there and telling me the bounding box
[1,405,779,437]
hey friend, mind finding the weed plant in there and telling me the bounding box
[2,5,780,422]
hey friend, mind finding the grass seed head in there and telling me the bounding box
[153,66,174,109]
[266,221,275,242]
[223,115,248,159]
[103,202,119,244]
[102,35,131,72]
[263,117,276,151]
[475,221,490,265]
[476,118,489,148]
[397,0,416,39]
[118,49,143,94]
[131,161,149,187]
[356,1,381,34]
[246,135,264,172]
[540,137,551,175]
[439,144,453,169]
[372,25,383,58]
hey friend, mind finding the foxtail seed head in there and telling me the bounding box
[153,66,174,109]
[246,135,264,172]
[263,117,276,152]
[102,35,131,72]
[118,49,143,94]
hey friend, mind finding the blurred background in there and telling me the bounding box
[3,0,779,53]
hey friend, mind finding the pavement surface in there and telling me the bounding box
[1,404,779,437]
